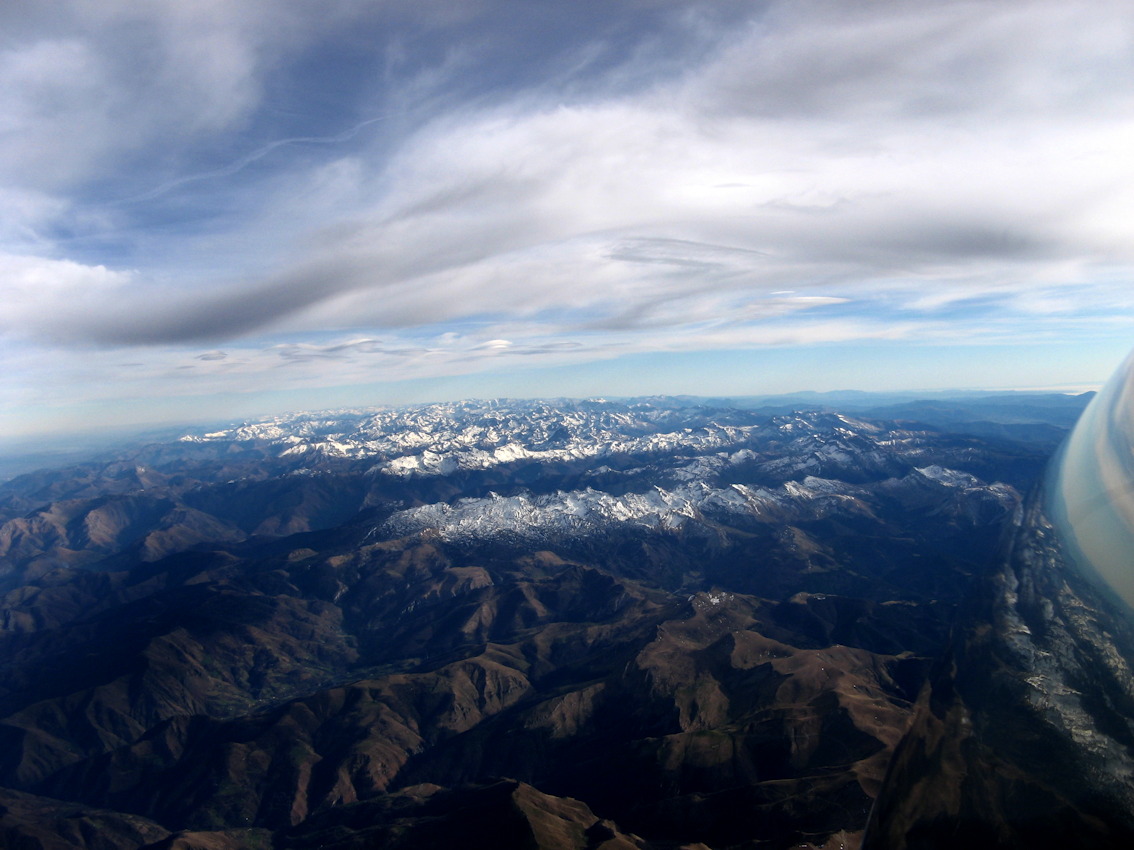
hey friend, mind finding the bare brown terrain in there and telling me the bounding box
[0,399,1077,848]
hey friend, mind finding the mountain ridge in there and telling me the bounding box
[0,396,1089,848]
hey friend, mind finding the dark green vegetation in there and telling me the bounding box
[0,397,1085,849]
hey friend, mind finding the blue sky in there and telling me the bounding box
[3,0,1134,441]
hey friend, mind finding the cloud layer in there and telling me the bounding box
[3,0,1134,436]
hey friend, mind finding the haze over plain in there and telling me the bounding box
[3,0,1134,441]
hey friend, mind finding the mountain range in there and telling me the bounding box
[0,392,1115,849]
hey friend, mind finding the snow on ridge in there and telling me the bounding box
[174,401,938,483]
[912,465,1018,508]
[382,486,704,540]
[200,404,768,475]
[380,478,847,543]
[373,423,765,477]
[915,465,981,487]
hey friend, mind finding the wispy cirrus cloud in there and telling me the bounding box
[3,0,1134,438]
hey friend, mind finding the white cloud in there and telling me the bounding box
[4,0,1134,436]
[9,1,1134,347]
[0,253,133,338]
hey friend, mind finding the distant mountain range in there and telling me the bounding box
[2,392,1125,849]
[0,390,1093,483]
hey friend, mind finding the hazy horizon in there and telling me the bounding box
[0,381,1099,485]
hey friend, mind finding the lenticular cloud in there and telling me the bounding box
[1048,348,1134,612]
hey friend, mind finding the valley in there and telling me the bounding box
[0,396,1087,848]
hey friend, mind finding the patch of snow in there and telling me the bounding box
[916,465,980,487]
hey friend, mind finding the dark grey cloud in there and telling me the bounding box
[607,238,768,270]
[695,1,1134,123]
[4,0,1134,434]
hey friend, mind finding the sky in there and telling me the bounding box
[4,0,1134,443]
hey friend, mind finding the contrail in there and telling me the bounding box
[119,115,390,205]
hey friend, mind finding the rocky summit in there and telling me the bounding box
[2,393,1120,850]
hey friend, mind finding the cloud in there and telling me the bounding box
[693,0,1134,122]
[0,253,133,338]
[4,0,1134,435]
[120,116,394,205]
[0,2,270,191]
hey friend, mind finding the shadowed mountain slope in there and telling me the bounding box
[0,398,1077,848]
